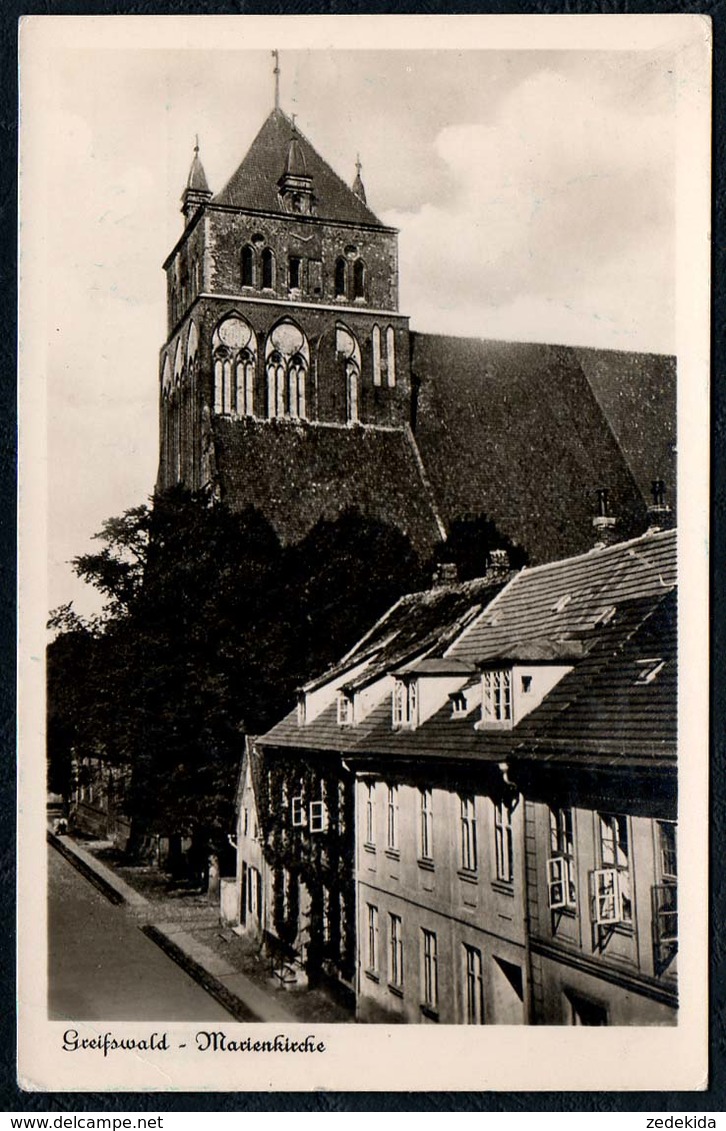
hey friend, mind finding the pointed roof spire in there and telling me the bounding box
[352,153,367,204]
[272,49,281,111]
[186,135,210,193]
[181,136,212,225]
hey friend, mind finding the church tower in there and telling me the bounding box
[157,63,413,503]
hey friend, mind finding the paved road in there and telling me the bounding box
[48,845,232,1021]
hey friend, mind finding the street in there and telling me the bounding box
[48,845,232,1021]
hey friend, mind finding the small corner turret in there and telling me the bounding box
[181,136,212,225]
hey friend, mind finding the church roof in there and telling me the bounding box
[410,333,654,566]
[211,417,444,557]
[213,109,386,228]
[186,143,210,193]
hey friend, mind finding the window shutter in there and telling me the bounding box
[592,868,622,924]
[291,795,306,827]
[547,857,567,910]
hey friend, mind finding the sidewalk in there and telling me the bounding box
[48,829,354,1024]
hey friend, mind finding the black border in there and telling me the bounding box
[4,0,723,1113]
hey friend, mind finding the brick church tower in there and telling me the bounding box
[156,77,424,521]
[156,63,672,567]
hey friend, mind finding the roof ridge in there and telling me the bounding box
[503,528,676,582]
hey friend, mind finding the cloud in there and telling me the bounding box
[384,67,674,351]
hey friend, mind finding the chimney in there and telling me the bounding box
[647,479,674,533]
[432,561,459,587]
[487,548,510,580]
[592,487,619,550]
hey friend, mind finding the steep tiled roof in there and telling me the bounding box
[213,109,385,228]
[259,529,677,772]
[212,417,444,557]
[303,574,509,692]
[446,529,676,664]
[410,333,653,565]
[576,346,677,511]
[512,590,676,766]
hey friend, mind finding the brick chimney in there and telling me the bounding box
[592,487,619,550]
[432,561,459,587]
[647,479,674,533]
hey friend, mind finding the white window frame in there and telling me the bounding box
[367,904,379,972]
[337,692,354,726]
[386,785,399,852]
[291,795,306,828]
[419,788,434,861]
[392,678,418,729]
[494,800,514,883]
[309,800,328,833]
[247,865,260,919]
[421,929,438,1010]
[389,913,403,988]
[482,669,513,725]
[365,783,376,847]
[598,812,632,923]
[463,944,484,1024]
[592,867,623,925]
[548,807,577,909]
[460,795,478,872]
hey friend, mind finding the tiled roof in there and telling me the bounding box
[213,109,385,228]
[446,528,676,664]
[576,346,677,511]
[410,333,653,565]
[512,590,677,765]
[303,574,509,692]
[212,417,444,557]
[258,529,677,772]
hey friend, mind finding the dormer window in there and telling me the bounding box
[337,692,354,726]
[392,678,418,729]
[482,669,512,725]
[450,690,467,717]
[635,658,665,684]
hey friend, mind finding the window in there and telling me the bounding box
[653,821,677,973]
[463,944,484,1024]
[521,675,533,694]
[389,914,403,988]
[494,800,514,883]
[288,256,301,291]
[353,258,366,300]
[243,807,249,837]
[265,322,309,420]
[291,795,306,828]
[366,904,379,972]
[567,990,608,1026]
[365,783,376,846]
[261,247,275,289]
[460,796,478,872]
[636,658,666,684]
[392,679,418,729]
[212,316,256,418]
[337,692,353,726]
[386,326,396,387]
[372,325,382,386]
[386,785,399,852]
[548,807,576,909]
[241,245,255,287]
[597,813,632,923]
[482,670,512,724]
[421,929,438,1011]
[419,789,434,861]
[247,866,261,919]
[309,800,328,833]
[334,257,347,298]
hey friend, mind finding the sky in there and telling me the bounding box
[27,31,679,617]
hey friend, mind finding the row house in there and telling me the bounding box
[234,527,677,1025]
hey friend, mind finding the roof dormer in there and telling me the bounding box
[278,129,316,215]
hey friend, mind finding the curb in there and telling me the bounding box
[141,924,258,1022]
[48,831,126,906]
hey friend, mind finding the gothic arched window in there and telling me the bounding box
[386,326,396,387]
[372,325,382,387]
[334,258,347,299]
[353,258,366,301]
[212,315,257,417]
[241,245,255,288]
[336,324,362,424]
[261,248,275,290]
[265,320,310,420]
